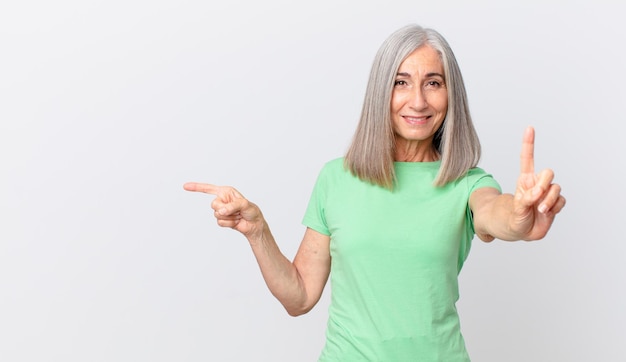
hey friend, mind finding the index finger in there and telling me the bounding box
[520,126,535,175]
[183,182,219,195]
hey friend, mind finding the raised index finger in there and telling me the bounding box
[520,126,535,175]
[183,182,219,195]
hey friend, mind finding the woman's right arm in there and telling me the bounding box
[183,182,331,316]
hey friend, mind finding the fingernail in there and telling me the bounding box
[538,204,548,214]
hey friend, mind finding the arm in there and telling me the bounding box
[183,182,330,316]
[470,127,566,242]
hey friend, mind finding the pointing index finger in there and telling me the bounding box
[520,126,535,175]
[183,182,219,195]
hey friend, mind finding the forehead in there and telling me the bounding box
[398,45,444,73]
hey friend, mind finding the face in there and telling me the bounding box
[390,45,448,155]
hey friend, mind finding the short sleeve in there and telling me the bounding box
[302,163,332,236]
[467,167,501,194]
[465,167,501,235]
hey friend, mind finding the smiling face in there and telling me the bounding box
[391,45,448,161]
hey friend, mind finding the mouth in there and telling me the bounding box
[403,115,430,125]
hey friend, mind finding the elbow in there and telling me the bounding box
[284,298,316,316]
[279,282,320,317]
[285,305,313,317]
[477,232,495,243]
[286,310,306,317]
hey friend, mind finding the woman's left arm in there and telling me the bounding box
[470,127,567,242]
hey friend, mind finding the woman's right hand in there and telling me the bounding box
[184,181,331,316]
[183,182,264,240]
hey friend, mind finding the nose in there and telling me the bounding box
[409,87,428,111]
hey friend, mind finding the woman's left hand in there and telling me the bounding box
[509,127,566,240]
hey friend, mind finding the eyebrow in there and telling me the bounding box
[396,72,445,78]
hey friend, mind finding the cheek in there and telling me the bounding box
[438,103,448,116]
[432,95,448,114]
[390,94,402,113]
[390,89,413,112]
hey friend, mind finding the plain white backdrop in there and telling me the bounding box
[1,1,624,361]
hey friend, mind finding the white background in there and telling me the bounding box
[1,1,624,361]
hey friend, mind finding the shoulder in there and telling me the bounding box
[312,157,361,191]
[317,157,348,176]
[466,166,489,177]
[323,157,345,169]
[463,167,501,193]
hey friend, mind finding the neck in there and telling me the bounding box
[394,141,440,162]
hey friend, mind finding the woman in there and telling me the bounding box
[184,24,565,361]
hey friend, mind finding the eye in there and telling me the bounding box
[394,80,409,87]
[426,80,442,87]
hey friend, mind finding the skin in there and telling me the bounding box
[183,46,566,315]
[470,126,566,242]
[391,46,448,162]
[182,182,331,316]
